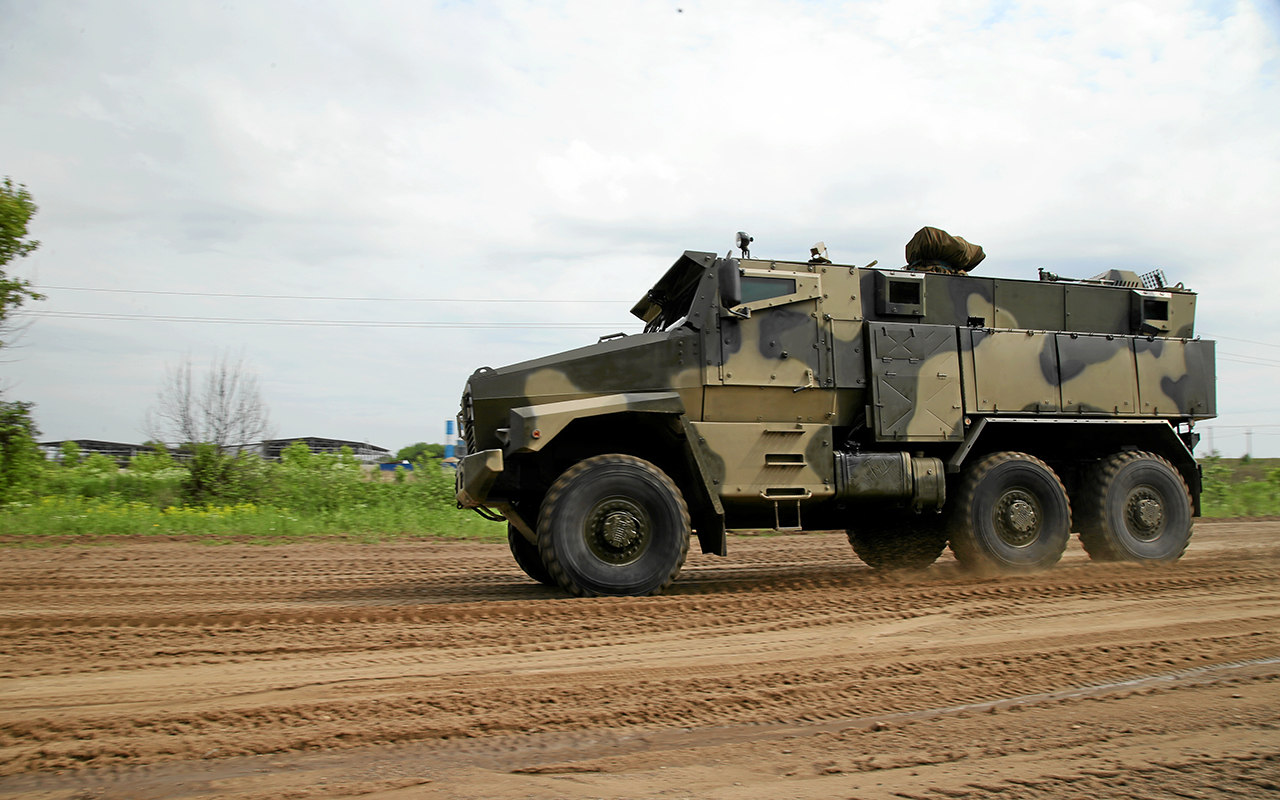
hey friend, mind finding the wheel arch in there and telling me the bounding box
[516,410,726,557]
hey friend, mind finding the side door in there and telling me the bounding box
[719,267,825,390]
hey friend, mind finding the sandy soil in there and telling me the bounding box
[0,520,1276,799]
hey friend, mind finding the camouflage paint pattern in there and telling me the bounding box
[458,245,1214,529]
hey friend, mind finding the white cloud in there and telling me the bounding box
[1,0,1277,453]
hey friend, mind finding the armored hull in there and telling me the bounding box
[458,241,1215,596]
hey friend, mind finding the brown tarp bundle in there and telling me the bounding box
[905,226,985,273]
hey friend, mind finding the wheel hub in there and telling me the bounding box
[584,498,651,565]
[1008,499,1037,532]
[994,490,1041,547]
[1126,488,1165,541]
[601,510,641,548]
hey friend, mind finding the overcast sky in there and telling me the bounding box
[2,0,1278,457]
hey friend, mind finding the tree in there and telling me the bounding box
[143,351,274,451]
[396,442,444,462]
[0,177,44,352]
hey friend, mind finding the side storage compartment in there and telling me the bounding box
[963,329,1060,414]
[1055,333,1138,414]
[868,322,963,441]
[1134,338,1216,419]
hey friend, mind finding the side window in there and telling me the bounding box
[740,276,797,304]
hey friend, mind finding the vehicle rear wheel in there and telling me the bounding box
[538,454,690,597]
[949,452,1071,574]
[1077,451,1192,564]
[846,510,948,571]
[507,525,555,585]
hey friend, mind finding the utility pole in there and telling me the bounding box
[1246,428,1252,459]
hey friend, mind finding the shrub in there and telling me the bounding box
[181,443,273,506]
[59,440,82,467]
[0,401,41,503]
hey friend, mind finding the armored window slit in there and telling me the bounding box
[889,281,921,305]
[1142,298,1168,321]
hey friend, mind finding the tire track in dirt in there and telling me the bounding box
[0,523,1276,778]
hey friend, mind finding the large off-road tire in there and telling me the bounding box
[846,510,948,571]
[507,525,555,586]
[537,455,691,597]
[949,452,1072,574]
[1077,451,1192,564]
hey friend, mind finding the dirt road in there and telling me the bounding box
[0,521,1277,799]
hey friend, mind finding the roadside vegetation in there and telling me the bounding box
[0,440,1275,545]
[0,439,503,544]
[1198,455,1280,518]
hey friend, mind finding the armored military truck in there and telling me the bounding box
[456,230,1216,596]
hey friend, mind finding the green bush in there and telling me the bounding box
[41,449,185,506]
[0,401,42,503]
[59,440,81,467]
[181,444,273,506]
[272,441,363,513]
[1199,455,1280,517]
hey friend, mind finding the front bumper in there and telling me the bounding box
[455,449,504,508]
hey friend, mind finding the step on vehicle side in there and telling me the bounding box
[456,230,1216,596]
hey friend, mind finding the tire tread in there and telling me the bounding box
[846,512,948,571]
[508,525,555,586]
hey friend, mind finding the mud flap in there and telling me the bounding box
[679,417,727,556]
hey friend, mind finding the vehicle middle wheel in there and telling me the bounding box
[846,509,948,571]
[949,451,1072,574]
[538,454,691,597]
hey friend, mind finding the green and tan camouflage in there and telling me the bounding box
[457,232,1215,596]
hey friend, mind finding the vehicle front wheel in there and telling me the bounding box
[1077,451,1192,564]
[538,454,690,597]
[949,452,1072,574]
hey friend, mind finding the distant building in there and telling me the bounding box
[253,437,391,465]
[38,440,147,464]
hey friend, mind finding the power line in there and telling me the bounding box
[1218,355,1280,369]
[22,310,629,329]
[1219,351,1280,366]
[33,285,633,304]
[1205,333,1280,350]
